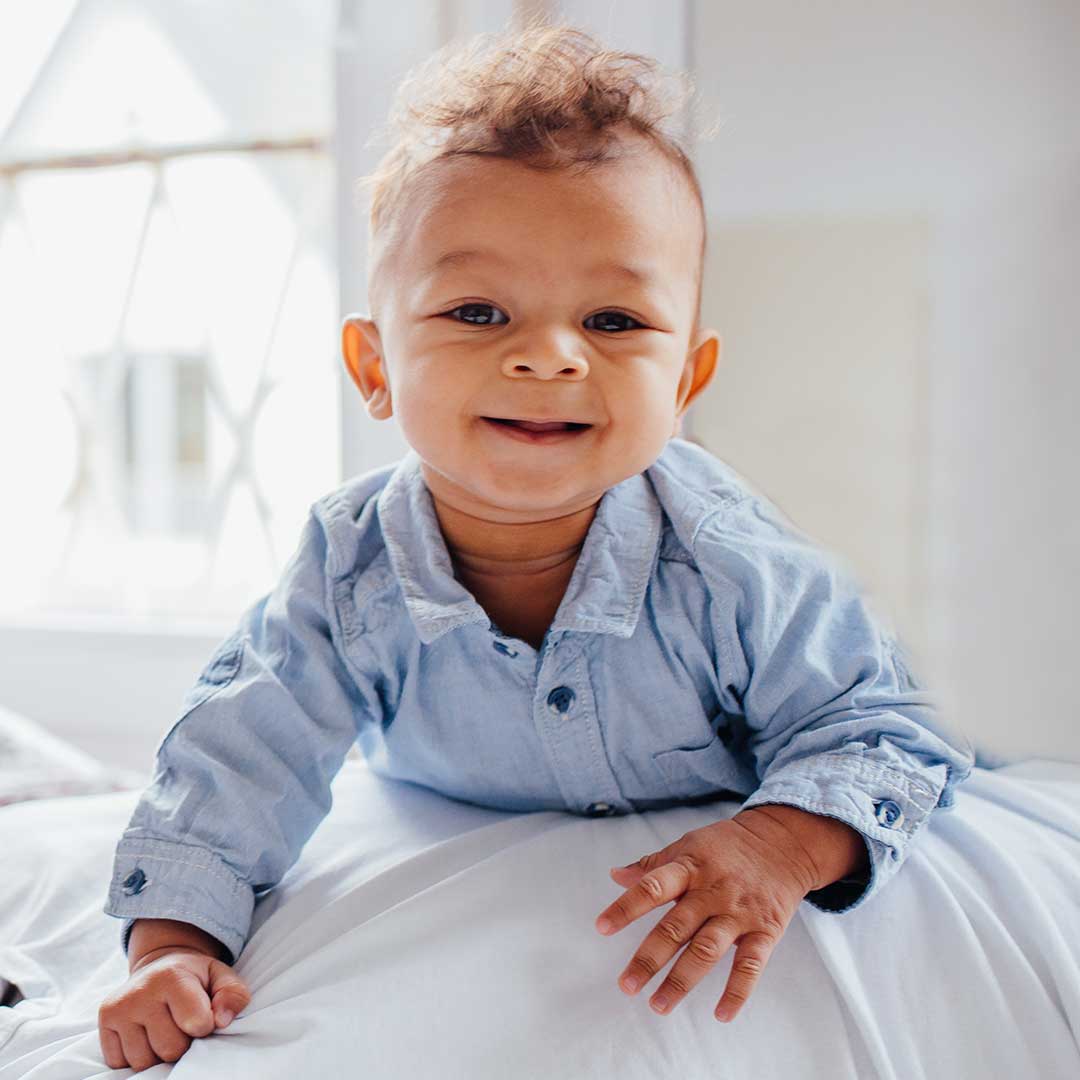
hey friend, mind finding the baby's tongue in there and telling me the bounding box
[511,420,570,432]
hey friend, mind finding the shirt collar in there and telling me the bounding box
[375,449,663,645]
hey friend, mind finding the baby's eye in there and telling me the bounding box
[584,311,644,333]
[442,305,644,332]
[445,303,508,326]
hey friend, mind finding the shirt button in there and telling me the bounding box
[122,867,148,895]
[492,639,519,657]
[874,799,904,829]
[585,802,616,817]
[546,686,575,715]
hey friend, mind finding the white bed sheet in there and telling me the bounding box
[1,759,1078,1079]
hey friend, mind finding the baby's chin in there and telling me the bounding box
[463,471,603,519]
[418,452,609,521]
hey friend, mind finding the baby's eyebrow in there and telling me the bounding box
[425,247,659,290]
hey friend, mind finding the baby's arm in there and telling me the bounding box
[692,490,976,913]
[103,506,370,963]
[594,486,973,1023]
[100,502,375,1066]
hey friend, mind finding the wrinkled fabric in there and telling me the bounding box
[6,759,1078,1078]
[103,437,975,965]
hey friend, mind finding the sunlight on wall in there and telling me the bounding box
[0,0,79,135]
[0,1,339,623]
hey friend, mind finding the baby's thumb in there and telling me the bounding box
[206,960,251,1028]
[612,843,673,879]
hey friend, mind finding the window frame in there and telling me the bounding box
[0,0,695,768]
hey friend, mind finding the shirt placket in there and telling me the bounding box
[530,633,627,817]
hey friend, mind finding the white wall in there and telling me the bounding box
[3,1,1076,770]
[695,217,932,657]
[687,0,1080,761]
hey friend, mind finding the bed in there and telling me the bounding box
[1,705,1078,1079]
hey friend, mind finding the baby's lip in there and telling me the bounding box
[482,416,593,427]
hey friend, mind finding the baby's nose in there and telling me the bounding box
[501,350,588,380]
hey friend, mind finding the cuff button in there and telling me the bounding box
[874,800,904,829]
[122,867,148,895]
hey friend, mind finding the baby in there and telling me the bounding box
[97,21,974,1072]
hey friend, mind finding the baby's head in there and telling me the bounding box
[342,21,720,523]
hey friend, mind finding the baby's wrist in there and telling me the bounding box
[128,917,230,972]
[129,944,217,974]
[736,804,868,892]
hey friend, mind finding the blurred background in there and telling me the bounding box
[0,0,1076,773]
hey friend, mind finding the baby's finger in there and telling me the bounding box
[610,837,686,881]
[115,1021,159,1073]
[165,973,215,1039]
[714,930,778,1022]
[206,960,251,1027]
[617,901,723,1005]
[596,860,692,934]
[98,1023,126,1071]
[637,913,742,1015]
[144,1003,194,1064]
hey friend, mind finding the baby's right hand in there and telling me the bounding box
[97,947,252,1072]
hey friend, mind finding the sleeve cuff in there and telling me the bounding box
[739,748,947,914]
[102,836,254,966]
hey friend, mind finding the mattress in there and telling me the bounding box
[1,757,1078,1078]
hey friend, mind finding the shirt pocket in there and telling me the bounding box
[651,732,753,802]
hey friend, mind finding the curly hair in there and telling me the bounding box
[355,17,718,327]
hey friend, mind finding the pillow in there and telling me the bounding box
[0,703,144,808]
[2,759,1079,1077]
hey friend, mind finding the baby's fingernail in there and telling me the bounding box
[596,917,613,934]
[216,1009,234,1027]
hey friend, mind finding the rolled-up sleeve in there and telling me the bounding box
[103,505,373,965]
[696,494,975,914]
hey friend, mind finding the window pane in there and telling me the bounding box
[0,0,338,623]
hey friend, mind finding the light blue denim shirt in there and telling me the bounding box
[104,437,975,964]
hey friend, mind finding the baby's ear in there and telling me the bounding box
[341,314,392,420]
[673,328,721,431]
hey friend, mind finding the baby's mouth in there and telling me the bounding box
[484,417,591,432]
[480,416,594,444]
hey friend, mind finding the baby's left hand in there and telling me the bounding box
[594,807,831,1023]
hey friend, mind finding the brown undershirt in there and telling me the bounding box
[451,553,579,651]
[432,497,599,652]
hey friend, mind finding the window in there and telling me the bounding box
[0,0,339,624]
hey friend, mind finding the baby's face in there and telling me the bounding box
[343,134,719,522]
